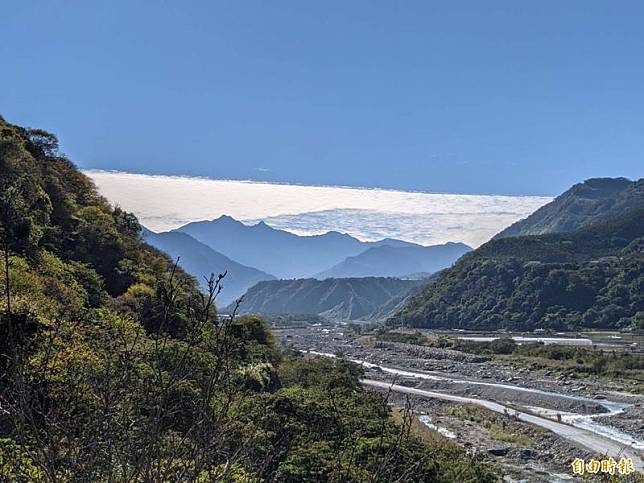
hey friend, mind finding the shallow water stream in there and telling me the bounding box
[305,350,644,470]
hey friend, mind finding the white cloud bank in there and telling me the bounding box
[86,170,551,247]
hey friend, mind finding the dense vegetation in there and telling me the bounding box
[0,117,496,481]
[494,177,643,239]
[391,206,644,331]
[230,277,425,321]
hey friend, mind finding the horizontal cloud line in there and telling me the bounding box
[85,170,551,247]
[83,169,550,201]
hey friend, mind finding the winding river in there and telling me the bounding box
[306,350,644,471]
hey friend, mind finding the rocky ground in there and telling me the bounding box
[382,389,596,482]
[277,325,644,481]
[279,326,640,406]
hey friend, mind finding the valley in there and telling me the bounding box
[4,4,643,479]
[277,324,644,479]
[143,216,469,306]
[166,173,644,479]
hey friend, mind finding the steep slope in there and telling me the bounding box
[495,177,643,239]
[0,118,192,299]
[176,216,419,279]
[231,277,426,321]
[392,207,644,331]
[316,242,471,279]
[142,229,275,305]
[367,273,440,322]
[0,116,496,482]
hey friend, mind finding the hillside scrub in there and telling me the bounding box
[0,117,497,481]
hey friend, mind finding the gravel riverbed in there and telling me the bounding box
[277,326,644,480]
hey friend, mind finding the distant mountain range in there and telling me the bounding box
[316,243,471,279]
[494,177,643,239]
[230,277,426,321]
[143,216,469,308]
[392,177,644,332]
[176,216,424,279]
[142,228,274,306]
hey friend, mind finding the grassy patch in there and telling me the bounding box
[374,331,431,346]
[442,404,486,423]
[442,404,534,447]
[407,333,644,391]
[390,408,447,445]
[487,423,533,446]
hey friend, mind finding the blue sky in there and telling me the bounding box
[2,1,643,196]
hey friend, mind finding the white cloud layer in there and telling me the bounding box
[86,170,551,247]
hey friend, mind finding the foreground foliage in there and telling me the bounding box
[0,117,497,481]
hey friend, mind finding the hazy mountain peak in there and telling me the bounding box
[321,230,353,239]
[214,214,243,225]
[176,215,433,279]
[445,241,470,248]
[142,229,275,305]
[254,220,273,230]
[315,242,471,279]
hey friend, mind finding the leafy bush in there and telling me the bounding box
[0,439,44,482]
[0,116,499,481]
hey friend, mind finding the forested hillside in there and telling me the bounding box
[494,177,643,239]
[392,205,644,331]
[233,277,425,321]
[0,117,495,481]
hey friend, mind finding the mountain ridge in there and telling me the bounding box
[177,215,423,279]
[0,115,487,481]
[142,228,275,305]
[316,242,471,279]
[391,195,644,331]
[230,277,426,321]
[494,177,643,239]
